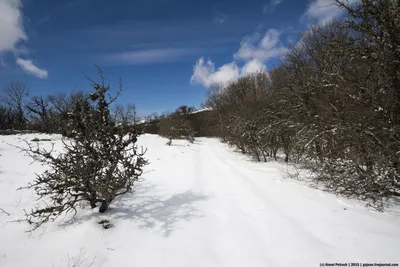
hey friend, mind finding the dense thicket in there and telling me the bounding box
[202,0,400,209]
[0,82,90,135]
[158,105,196,145]
[140,108,215,137]
[0,85,137,136]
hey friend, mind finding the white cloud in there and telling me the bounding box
[190,58,267,88]
[0,0,27,53]
[303,0,359,24]
[234,29,288,62]
[263,0,284,13]
[0,0,48,78]
[104,48,196,65]
[191,28,286,88]
[190,58,240,88]
[241,59,266,76]
[16,58,48,79]
[304,0,342,24]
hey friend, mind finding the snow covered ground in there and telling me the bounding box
[0,134,399,267]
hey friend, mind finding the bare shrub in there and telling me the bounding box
[19,69,148,231]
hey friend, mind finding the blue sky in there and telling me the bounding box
[0,0,346,116]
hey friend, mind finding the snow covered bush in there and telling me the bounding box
[20,69,148,231]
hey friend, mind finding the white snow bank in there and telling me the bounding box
[0,134,399,267]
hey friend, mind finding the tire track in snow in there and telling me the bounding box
[190,140,278,266]
[196,139,334,261]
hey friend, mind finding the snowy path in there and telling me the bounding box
[0,134,399,267]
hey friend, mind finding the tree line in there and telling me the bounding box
[198,0,400,210]
[0,82,137,135]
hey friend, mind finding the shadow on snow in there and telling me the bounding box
[62,183,210,237]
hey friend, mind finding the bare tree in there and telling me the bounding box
[19,69,148,231]
[113,103,137,124]
[1,82,28,129]
[26,96,54,132]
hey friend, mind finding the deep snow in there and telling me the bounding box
[0,134,399,267]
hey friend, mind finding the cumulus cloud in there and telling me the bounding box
[190,58,240,88]
[0,0,48,78]
[234,29,288,62]
[303,0,359,25]
[191,58,266,88]
[191,28,287,88]
[0,0,27,53]
[16,58,48,79]
[241,59,266,76]
[263,0,284,13]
